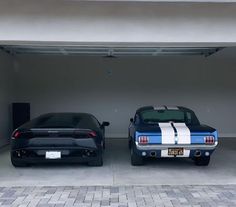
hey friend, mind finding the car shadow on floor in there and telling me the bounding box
[108,139,199,168]
[0,138,235,186]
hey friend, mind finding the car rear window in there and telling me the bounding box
[140,109,198,125]
[34,114,97,129]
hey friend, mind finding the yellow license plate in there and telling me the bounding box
[168,148,184,156]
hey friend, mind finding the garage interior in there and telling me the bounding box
[0,45,236,139]
[0,0,236,194]
[0,45,235,186]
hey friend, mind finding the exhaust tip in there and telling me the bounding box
[150,151,157,157]
[195,150,201,157]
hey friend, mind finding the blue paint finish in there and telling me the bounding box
[190,130,218,144]
[191,135,206,144]
[134,130,218,159]
[135,131,161,144]
[136,131,218,145]
[213,131,218,142]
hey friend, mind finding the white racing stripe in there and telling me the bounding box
[159,123,175,144]
[166,106,179,110]
[173,123,191,144]
[159,122,191,157]
[154,106,165,110]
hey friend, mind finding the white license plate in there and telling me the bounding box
[45,151,61,159]
[168,148,184,156]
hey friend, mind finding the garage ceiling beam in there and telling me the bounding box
[0,45,223,57]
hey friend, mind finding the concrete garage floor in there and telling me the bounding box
[0,138,235,187]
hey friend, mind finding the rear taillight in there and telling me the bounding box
[138,136,149,145]
[12,131,21,139]
[88,131,97,137]
[74,130,97,138]
[204,136,215,145]
[12,130,33,139]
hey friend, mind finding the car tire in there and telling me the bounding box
[88,155,103,167]
[103,139,106,150]
[11,157,28,167]
[131,145,144,166]
[194,156,210,166]
[128,138,131,150]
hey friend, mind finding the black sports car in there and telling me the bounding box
[11,113,109,167]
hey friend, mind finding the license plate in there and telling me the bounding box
[168,148,184,156]
[45,151,61,159]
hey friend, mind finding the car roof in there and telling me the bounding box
[18,112,98,129]
[37,112,94,117]
[136,106,192,114]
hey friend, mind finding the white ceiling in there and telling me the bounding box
[0,1,236,44]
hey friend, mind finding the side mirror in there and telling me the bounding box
[130,118,134,123]
[102,121,110,127]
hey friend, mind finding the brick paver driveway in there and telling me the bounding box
[0,185,235,207]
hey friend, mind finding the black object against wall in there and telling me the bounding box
[12,103,30,130]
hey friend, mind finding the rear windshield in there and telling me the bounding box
[140,109,199,125]
[32,114,98,129]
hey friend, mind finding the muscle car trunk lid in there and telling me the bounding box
[135,124,217,145]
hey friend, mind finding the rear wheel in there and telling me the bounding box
[102,139,106,150]
[11,157,28,167]
[194,156,210,166]
[131,145,144,166]
[128,138,131,149]
[88,155,103,167]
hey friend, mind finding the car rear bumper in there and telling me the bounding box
[11,147,101,163]
[11,138,102,163]
[135,142,218,151]
[11,154,100,164]
[134,142,218,158]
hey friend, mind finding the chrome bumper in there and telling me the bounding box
[135,142,218,150]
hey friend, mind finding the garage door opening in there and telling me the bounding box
[0,44,236,186]
[0,45,234,138]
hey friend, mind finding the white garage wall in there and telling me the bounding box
[0,52,14,147]
[0,1,236,44]
[13,48,236,138]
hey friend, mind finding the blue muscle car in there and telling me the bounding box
[128,106,218,166]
